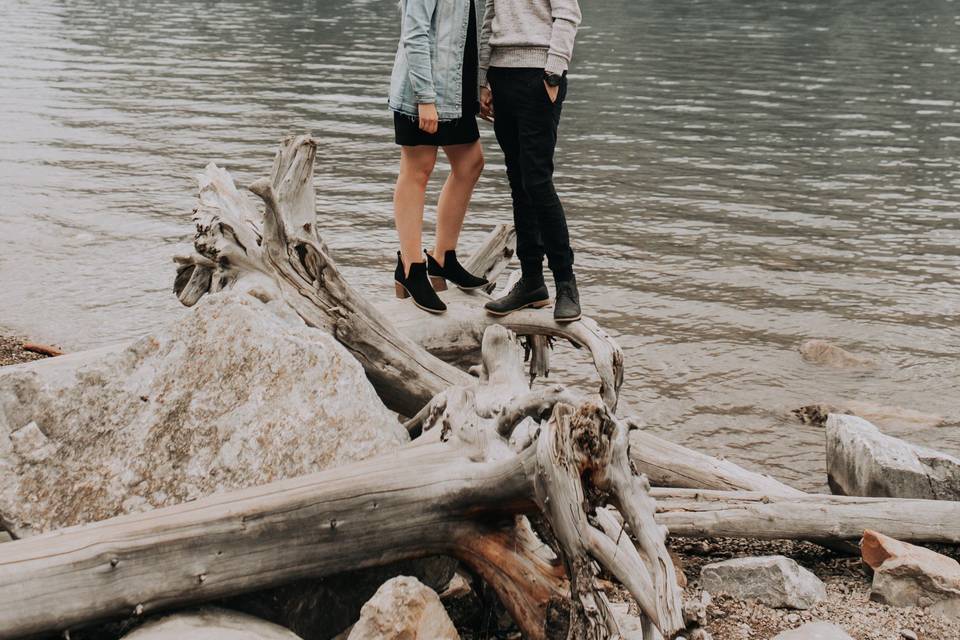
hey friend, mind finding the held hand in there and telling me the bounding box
[418,103,439,134]
[480,87,494,122]
[544,81,560,104]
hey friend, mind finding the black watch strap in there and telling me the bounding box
[544,72,563,87]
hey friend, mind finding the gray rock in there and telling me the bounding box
[826,414,960,500]
[772,622,853,640]
[0,291,440,639]
[799,339,875,368]
[699,556,826,610]
[347,576,459,640]
[121,608,300,639]
[0,291,407,536]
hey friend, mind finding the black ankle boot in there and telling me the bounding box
[554,274,581,322]
[484,276,550,316]
[395,253,446,314]
[426,250,489,291]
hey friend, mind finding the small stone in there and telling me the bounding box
[700,556,827,610]
[772,622,854,640]
[120,608,300,639]
[347,576,459,640]
[863,530,960,618]
[785,613,800,624]
[900,630,918,640]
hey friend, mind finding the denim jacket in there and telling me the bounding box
[388,0,481,121]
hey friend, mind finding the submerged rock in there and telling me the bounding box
[0,291,407,536]
[862,530,960,618]
[347,576,459,640]
[798,339,875,368]
[826,414,960,500]
[699,556,826,610]
[772,621,853,639]
[121,608,300,640]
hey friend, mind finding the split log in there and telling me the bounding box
[0,326,683,640]
[650,488,960,544]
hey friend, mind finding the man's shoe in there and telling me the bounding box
[554,275,581,323]
[426,249,489,291]
[395,252,447,314]
[484,277,550,316]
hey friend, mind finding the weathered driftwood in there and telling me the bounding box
[0,327,683,640]
[174,135,623,415]
[650,488,960,544]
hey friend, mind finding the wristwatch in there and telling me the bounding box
[543,72,563,87]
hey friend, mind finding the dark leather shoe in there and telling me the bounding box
[426,249,489,291]
[554,275,581,323]
[484,277,550,316]
[395,252,446,314]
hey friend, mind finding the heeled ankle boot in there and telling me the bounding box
[426,250,489,291]
[394,252,446,314]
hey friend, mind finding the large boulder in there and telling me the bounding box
[772,622,853,640]
[0,291,408,536]
[861,530,960,618]
[121,608,301,640]
[347,576,459,640]
[699,556,826,610]
[826,414,960,500]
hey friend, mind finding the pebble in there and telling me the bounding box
[784,613,800,624]
[900,631,918,640]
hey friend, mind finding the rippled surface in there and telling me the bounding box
[2,0,959,490]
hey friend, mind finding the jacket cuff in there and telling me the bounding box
[415,91,437,104]
[545,53,568,77]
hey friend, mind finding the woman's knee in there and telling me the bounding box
[399,150,437,188]
[451,145,485,183]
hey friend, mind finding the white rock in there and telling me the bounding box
[347,576,459,640]
[121,607,300,639]
[826,414,960,500]
[0,291,407,536]
[772,621,853,640]
[699,556,826,610]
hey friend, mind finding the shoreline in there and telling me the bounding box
[4,332,958,639]
[0,332,52,367]
[667,537,960,640]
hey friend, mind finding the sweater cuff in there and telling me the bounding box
[478,67,488,89]
[545,53,568,76]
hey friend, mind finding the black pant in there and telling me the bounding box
[488,67,574,283]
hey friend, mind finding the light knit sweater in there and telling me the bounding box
[478,0,582,87]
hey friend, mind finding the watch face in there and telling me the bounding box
[545,74,562,87]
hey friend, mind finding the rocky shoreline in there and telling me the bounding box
[0,332,50,367]
[3,329,958,640]
[669,537,960,640]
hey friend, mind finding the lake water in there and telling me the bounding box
[2,0,959,491]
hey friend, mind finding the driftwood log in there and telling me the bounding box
[3,134,947,639]
[651,489,960,544]
[0,326,683,640]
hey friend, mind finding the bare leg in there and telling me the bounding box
[394,145,439,274]
[432,140,484,266]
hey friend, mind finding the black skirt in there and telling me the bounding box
[394,111,479,147]
[394,0,480,147]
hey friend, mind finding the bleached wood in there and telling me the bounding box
[650,488,960,543]
[0,327,680,640]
